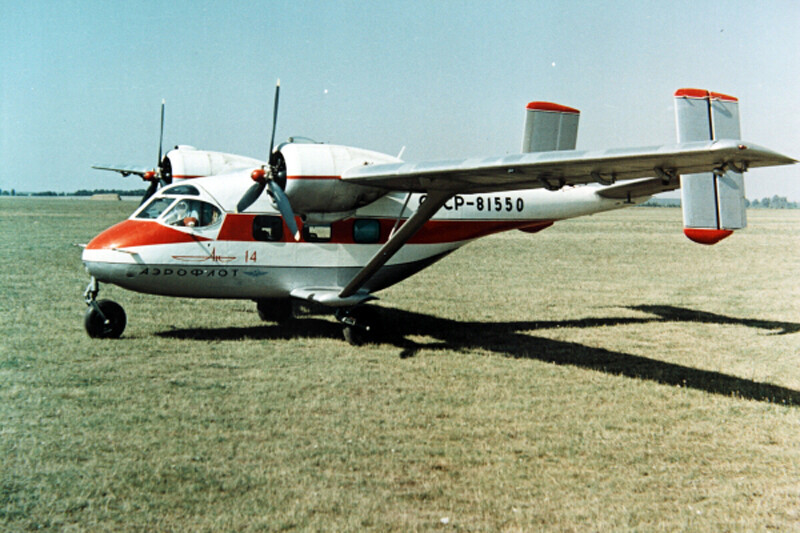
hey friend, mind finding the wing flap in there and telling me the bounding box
[596,176,680,199]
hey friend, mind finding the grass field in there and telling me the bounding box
[1,197,799,531]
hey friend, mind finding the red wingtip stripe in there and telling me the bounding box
[526,101,580,114]
[674,88,738,102]
[674,88,709,99]
[683,228,734,245]
[709,91,738,102]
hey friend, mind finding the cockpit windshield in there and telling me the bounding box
[136,197,175,220]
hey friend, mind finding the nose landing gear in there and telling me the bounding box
[83,277,127,338]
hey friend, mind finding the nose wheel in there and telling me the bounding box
[83,278,127,338]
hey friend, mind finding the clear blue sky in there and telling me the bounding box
[2,0,798,199]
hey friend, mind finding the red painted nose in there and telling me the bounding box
[86,220,206,250]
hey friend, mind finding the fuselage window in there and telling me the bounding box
[136,197,175,220]
[253,215,284,242]
[303,224,332,242]
[162,184,200,196]
[353,219,381,244]
[163,199,222,228]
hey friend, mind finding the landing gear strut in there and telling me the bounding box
[83,277,126,338]
[336,306,381,346]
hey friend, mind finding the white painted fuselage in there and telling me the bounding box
[82,147,645,305]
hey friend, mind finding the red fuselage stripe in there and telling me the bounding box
[217,214,553,245]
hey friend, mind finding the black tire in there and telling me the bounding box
[343,324,366,346]
[256,299,293,323]
[341,306,381,346]
[84,299,126,339]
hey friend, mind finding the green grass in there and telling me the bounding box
[1,198,799,531]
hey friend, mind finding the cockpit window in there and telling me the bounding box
[162,199,222,228]
[162,184,200,196]
[136,197,175,219]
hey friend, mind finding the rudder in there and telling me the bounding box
[522,102,580,153]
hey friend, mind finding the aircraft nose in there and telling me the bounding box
[85,219,144,251]
[82,220,148,282]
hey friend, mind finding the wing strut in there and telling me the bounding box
[388,192,413,239]
[339,190,452,299]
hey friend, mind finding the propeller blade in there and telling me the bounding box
[237,179,267,213]
[268,180,300,241]
[268,79,280,163]
[158,99,165,166]
[140,180,159,205]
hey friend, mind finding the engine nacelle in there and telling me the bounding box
[165,146,264,181]
[277,143,400,214]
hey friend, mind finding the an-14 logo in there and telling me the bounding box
[172,247,236,263]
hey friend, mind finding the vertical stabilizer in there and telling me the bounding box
[675,89,746,244]
[522,102,580,153]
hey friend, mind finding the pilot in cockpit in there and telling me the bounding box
[163,199,221,228]
[164,199,198,227]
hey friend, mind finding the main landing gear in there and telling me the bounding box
[254,299,380,345]
[336,306,381,346]
[83,277,127,338]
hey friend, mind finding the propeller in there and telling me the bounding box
[139,99,171,205]
[236,80,300,241]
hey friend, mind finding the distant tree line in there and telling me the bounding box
[1,188,146,197]
[641,195,798,209]
[747,196,798,209]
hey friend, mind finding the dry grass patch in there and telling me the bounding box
[2,199,799,530]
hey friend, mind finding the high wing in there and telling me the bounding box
[341,140,792,193]
[91,164,151,178]
[336,139,794,299]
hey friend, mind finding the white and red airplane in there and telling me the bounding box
[82,85,795,344]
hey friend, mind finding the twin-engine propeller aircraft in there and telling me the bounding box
[83,84,794,344]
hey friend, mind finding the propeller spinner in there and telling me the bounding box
[236,80,300,241]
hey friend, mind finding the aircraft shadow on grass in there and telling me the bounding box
[158,304,800,406]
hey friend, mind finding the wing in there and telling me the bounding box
[334,140,794,300]
[342,140,794,193]
[91,164,151,178]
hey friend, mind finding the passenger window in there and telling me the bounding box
[136,197,175,220]
[303,224,332,242]
[353,219,380,243]
[253,215,284,241]
[163,199,222,228]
